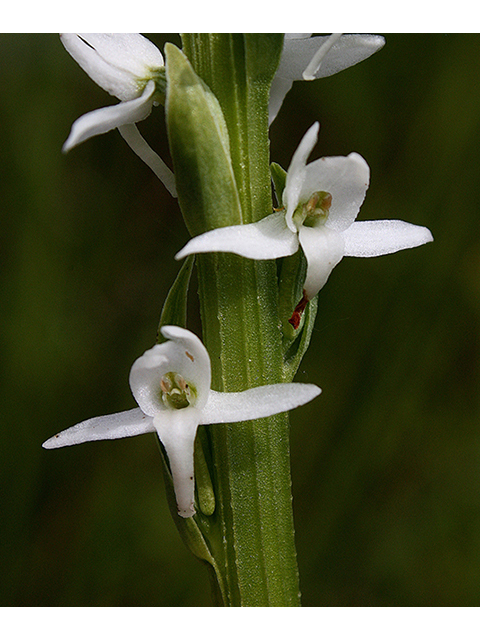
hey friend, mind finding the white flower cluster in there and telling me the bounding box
[45,33,433,519]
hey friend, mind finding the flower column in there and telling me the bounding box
[166,35,301,605]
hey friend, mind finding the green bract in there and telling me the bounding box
[165,43,242,236]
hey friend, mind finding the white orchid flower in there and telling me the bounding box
[43,326,321,518]
[269,33,386,125]
[176,122,433,327]
[61,33,176,196]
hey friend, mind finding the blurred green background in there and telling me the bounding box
[1,33,479,606]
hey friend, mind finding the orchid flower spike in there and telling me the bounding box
[61,33,176,196]
[176,122,433,327]
[43,326,321,518]
[269,33,386,125]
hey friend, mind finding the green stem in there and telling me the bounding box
[181,34,301,606]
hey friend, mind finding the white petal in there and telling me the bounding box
[61,33,163,101]
[283,122,320,231]
[200,383,321,425]
[77,34,163,80]
[129,326,211,417]
[298,225,345,299]
[302,152,370,232]
[269,35,385,126]
[154,408,200,518]
[175,212,299,261]
[342,220,434,257]
[42,408,154,449]
[268,37,313,124]
[118,124,177,197]
[302,33,343,80]
[62,81,155,152]
[61,34,139,101]
[275,34,385,82]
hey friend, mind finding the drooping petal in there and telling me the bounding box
[283,122,320,231]
[298,224,345,299]
[153,408,200,518]
[61,33,163,101]
[129,325,211,417]
[269,34,385,124]
[42,408,154,449]
[118,124,177,197]
[63,81,156,152]
[175,212,299,261]
[201,383,321,425]
[302,152,370,232]
[342,219,434,257]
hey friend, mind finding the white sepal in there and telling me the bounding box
[277,34,385,83]
[343,220,434,257]
[302,33,343,80]
[269,34,386,124]
[42,408,154,449]
[201,384,321,425]
[63,81,156,152]
[175,212,299,261]
[61,33,164,101]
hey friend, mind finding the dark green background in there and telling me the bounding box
[1,34,479,606]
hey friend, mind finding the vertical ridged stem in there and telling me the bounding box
[182,34,301,606]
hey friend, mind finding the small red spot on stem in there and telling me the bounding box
[288,291,310,330]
